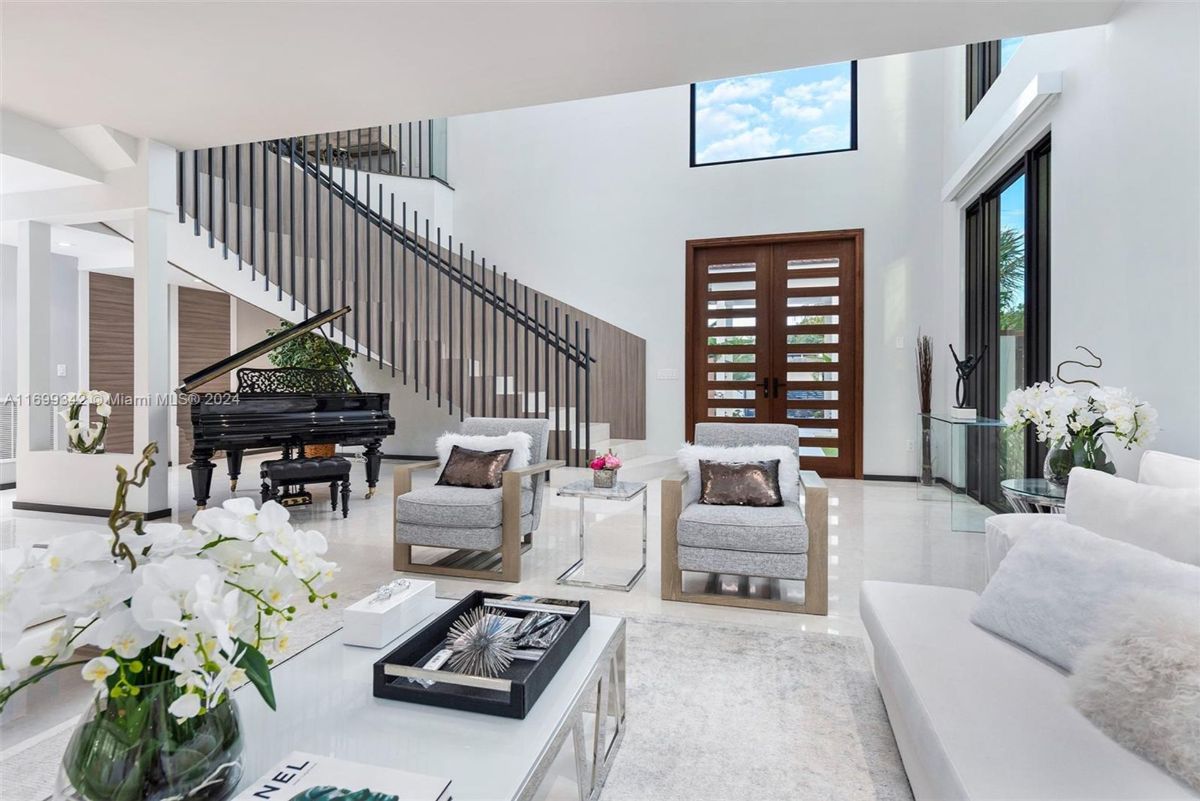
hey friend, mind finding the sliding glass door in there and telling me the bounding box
[964,135,1051,509]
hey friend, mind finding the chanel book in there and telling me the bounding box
[235,751,452,801]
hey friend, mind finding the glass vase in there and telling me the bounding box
[1043,435,1115,488]
[56,682,243,801]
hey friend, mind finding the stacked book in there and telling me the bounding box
[235,752,452,801]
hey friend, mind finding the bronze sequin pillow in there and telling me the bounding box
[436,445,514,489]
[698,459,784,507]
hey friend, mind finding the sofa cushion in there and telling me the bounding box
[677,501,808,553]
[395,485,533,529]
[677,444,800,503]
[1138,450,1200,490]
[860,580,1200,800]
[971,519,1200,671]
[677,545,807,581]
[1065,467,1200,566]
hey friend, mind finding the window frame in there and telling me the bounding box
[964,134,1051,508]
[689,61,859,168]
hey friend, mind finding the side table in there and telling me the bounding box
[556,479,647,591]
[1000,478,1067,513]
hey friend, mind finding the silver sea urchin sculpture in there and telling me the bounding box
[445,607,516,678]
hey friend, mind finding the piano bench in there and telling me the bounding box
[260,456,351,518]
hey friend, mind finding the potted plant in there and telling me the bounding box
[0,443,337,801]
[1002,383,1158,486]
[590,450,622,489]
[265,320,356,457]
[59,390,112,454]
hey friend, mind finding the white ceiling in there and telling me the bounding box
[0,154,98,194]
[1,1,1119,150]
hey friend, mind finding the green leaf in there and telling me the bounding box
[236,640,276,711]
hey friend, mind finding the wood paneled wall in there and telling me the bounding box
[89,273,134,453]
[177,288,230,461]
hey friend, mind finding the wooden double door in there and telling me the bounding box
[686,230,863,479]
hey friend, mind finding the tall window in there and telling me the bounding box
[966,37,1024,117]
[691,61,857,167]
[964,135,1050,509]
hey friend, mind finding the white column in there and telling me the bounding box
[16,221,52,455]
[130,207,171,511]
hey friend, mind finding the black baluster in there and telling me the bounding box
[388,124,394,174]
[447,233,454,411]
[470,250,477,418]
[177,151,184,224]
[236,144,243,270]
[574,318,582,465]
[207,147,214,248]
[221,145,228,259]
[584,327,592,461]
[458,242,465,421]
[424,217,431,401]
[340,134,348,345]
[353,155,360,349]
[542,298,550,428]
[502,272,509,417]
[262,142,269,291]
[390,193,396,377]
[327,137,335,334]
[407,122,413,178]
[401,202,408,385]
[523,285,530,418]
[314,136,321,307]
[378,184,384,370]
[288,140,295,307]
[193,149,200,236]
[564,313,572,466]
[553,307,561,462]
[436,226,443,407]
[489,259,496,418]
[302,139,309,310]
[364,174,371,364]
[249,144,256,281]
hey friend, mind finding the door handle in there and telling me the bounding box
[772,377,787,398]
[756,378,770,398]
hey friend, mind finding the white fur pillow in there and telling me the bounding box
[1069,591,1200,792]
[971,519,1200,671]
[435,431,532,472]
[676,444,799,505]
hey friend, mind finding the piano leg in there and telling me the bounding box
[189,448,216,510]
[226,448,244,492]
[363,440,383,499]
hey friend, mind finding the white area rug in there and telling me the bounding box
[1,607,911,801]
[603,616,912,801]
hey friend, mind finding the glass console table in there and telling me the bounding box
[917,412,1008,532]
[1000,478,1066,513]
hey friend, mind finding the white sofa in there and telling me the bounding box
[862,450,1200,800]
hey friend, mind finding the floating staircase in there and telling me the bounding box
[174,125,645,465]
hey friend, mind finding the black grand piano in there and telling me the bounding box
[179,307,396,509]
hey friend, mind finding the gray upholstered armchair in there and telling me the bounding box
[392,417,563,582]
[661,423,828,615]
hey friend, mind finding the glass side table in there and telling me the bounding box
[1000,478,1066,514]
[556,479,647,591]
[918,412,1009,532]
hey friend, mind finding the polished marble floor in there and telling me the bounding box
[0,451,988,753]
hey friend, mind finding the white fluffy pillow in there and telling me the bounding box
[971,519,1200,671]
[1069,591,1200,792]
[435,431,532,472]
[1065,467,1200,566]
[676,444,799,505]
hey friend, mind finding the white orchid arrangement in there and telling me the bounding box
[0,444,337,722]
[59,390,112,454]
[1002,382,1158,472]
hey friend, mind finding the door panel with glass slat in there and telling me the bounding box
[687,232,861,478]
[692,246,773,426]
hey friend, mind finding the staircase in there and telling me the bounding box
[175,124,644,466]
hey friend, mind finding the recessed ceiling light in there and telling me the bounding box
[192,278,201,283]
[57,241,72,247]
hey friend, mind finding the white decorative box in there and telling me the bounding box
[342,579,437,648]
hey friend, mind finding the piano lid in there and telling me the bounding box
[178,307,352,393]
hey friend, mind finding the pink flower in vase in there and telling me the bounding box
[589,456,606,470]
[603,453,621,469]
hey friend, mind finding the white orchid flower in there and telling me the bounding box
[167,691,202,721]
[90,607,157,659]
[81,656,119,689]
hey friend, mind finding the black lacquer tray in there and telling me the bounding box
[372,591,590,719]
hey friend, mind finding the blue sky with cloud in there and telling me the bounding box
[693,62,853,164]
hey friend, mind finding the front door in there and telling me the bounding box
[686,230,862,479]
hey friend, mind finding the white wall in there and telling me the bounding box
[939,3,1200,469]
[449,51,949,473]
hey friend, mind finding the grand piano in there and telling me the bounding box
[179,306,396,509]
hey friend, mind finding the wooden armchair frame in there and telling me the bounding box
[392,459,565,582]
[660,469,828,615]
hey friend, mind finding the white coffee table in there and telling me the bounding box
[236,598,627,801]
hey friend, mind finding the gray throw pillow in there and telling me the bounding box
[436,445,513,489]
[1069,591,1200,792]
[698,459,783,507]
